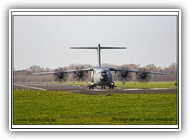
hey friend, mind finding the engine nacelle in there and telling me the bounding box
[55,71,65,79]
[136,71,151,81]
[139,72,147,79]
[121,71,129,78]
[77,71,83,78]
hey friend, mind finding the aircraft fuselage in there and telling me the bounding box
[89,67,115,89]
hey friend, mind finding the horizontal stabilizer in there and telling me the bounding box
[70,47,97,49]
[70,47,127,49]
[70,44,126,67]
[101,47,126,49]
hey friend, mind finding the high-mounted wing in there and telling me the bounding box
[33,68,93,75]
[109,68,139,73]
[108,67,169,82]
[109,67,169,75]
[32,68,93,81]
[32,71,58,75]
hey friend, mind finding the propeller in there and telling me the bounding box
[136,69,151,82]
[117,70,133,84]
[53,68,68,82]
[72,66,89,81]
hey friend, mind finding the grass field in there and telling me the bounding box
[51,81,177,89]
[13,89,177,125]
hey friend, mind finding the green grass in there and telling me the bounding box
[51,81,176,89]
[115,82,176,89]
[13,90,177,125]
[51,81,88,86]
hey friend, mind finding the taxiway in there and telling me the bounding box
[13,82,177,94]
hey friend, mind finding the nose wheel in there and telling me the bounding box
[101,86,106,89]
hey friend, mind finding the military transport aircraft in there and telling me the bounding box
[34,44,168,89]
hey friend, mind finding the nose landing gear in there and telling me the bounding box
[101,86,106,89]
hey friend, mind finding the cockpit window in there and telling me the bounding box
[101,70,108,74]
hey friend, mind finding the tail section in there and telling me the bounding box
[70,44,126,67]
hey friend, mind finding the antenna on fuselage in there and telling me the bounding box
[70,44,126,67]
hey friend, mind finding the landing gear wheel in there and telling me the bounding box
[89,86,94,89]
[109,85,114,89]
[101,86,106,89]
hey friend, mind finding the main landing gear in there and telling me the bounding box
[108,85,114,89]
[88,83,96,89]
[88,82,115,89]
[108,82,115,89]
[89,86,94,89]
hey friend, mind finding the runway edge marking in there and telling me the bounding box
[14,84,47,91]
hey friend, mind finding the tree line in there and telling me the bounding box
[14,63,177,83]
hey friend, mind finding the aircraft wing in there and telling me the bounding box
[108,68,169,75]
[144,71,170,75]
[32,68,93,75]
[65,68,93,74]
[32,71,58,75]
[108,68,138,73]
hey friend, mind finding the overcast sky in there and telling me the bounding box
[13,15,177,70]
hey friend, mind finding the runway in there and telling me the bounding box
[13,82,177,94]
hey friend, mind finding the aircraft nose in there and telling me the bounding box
[100,75,108,82]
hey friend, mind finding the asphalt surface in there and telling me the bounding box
[13,82,177,94]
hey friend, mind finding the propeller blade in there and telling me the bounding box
[115,65,133,84]
[53,67,68,82]
[72,65,89,81]
[136,68,152,82]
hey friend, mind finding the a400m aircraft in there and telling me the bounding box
[34,44,168,89]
